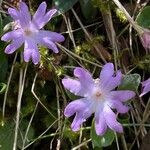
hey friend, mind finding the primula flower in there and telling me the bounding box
[140,30,150,50]
[140,78,150,97]
[62,63,135,135]
[1,2,64,64]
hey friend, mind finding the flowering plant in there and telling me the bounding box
[1,2,64,64]
[62,63,135,135]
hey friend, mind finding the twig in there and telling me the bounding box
[71,8,107,63]
[57,43,102,68]
[21,102,39,150]
[31,73,56,119]
[71,139,91,150]
[114,132,120,150]
[24,119,59,149]
[13,62,28,150]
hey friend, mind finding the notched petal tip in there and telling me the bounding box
[95,126,107,136]
[71,125,80,132]
[130,91,136,98]
[48,9,57,16]
[58,34,65,42]
[123,90,136,100]
[39,1,47,8]
[5,46,12,54]
[74,67,88,78]
[102,63,114,73]
[1,35,7,41]
[104,62,114,68]
[64,106,73,118]
[19,2,28,9]
[8,8,19,20]
[62,78,69,87]
[74,67,82,75]
[71,115,82,132]
[115,124,123,133]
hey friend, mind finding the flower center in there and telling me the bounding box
[24,28,33,36]
[95,91,102,97]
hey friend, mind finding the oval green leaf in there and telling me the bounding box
[118,74,141,91]
[90,121,115,148]
[136,6,150,28]
[53,0,79,13]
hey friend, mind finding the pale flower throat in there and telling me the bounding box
[92,78,103,101]
[24,28,32,36]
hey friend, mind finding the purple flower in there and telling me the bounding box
[140,78,150,97]
[1,2,65,64]
[140,30,150,50]
[62,63,135,135]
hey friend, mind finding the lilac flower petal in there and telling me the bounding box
[104,106,123,133]
[64,98,92,131]
[71,111,91,131]
[19,2,31,27]
[24,39,40,64]
[41,38,59,53]
[5,38,24,54]
[140,82,150,97]
[8,8,19,20]
[31,47,40,65]
[140,31,150,49]
[1,29,23,41]
[64,98,90,117]
[110,90,135,102]
[100,63,114,82]
[95,110,107,135]
[71,113,83,131]
[24,40,32,62]
[74,67,93,85]
[141,78,150,86]
[62,78,81,96]
[109,70,122,88]
[33,2,47,28]
[103,70,122,91]
[109,100,129,113]
[99,63,123,90]
[71,108,92,131]
[38,30,65,42]
[37,9,57,29]
[74,67,94,96]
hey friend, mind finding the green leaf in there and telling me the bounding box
[53,0,79,13]
[0,83,6,94]
[0,120,34,149]
[136,6,150,28]
[0,120,15,150]
[90,121,115,148]
[79,0,97,20]
[118,74,141,91]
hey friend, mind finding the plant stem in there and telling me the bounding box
[13,62,28,150]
